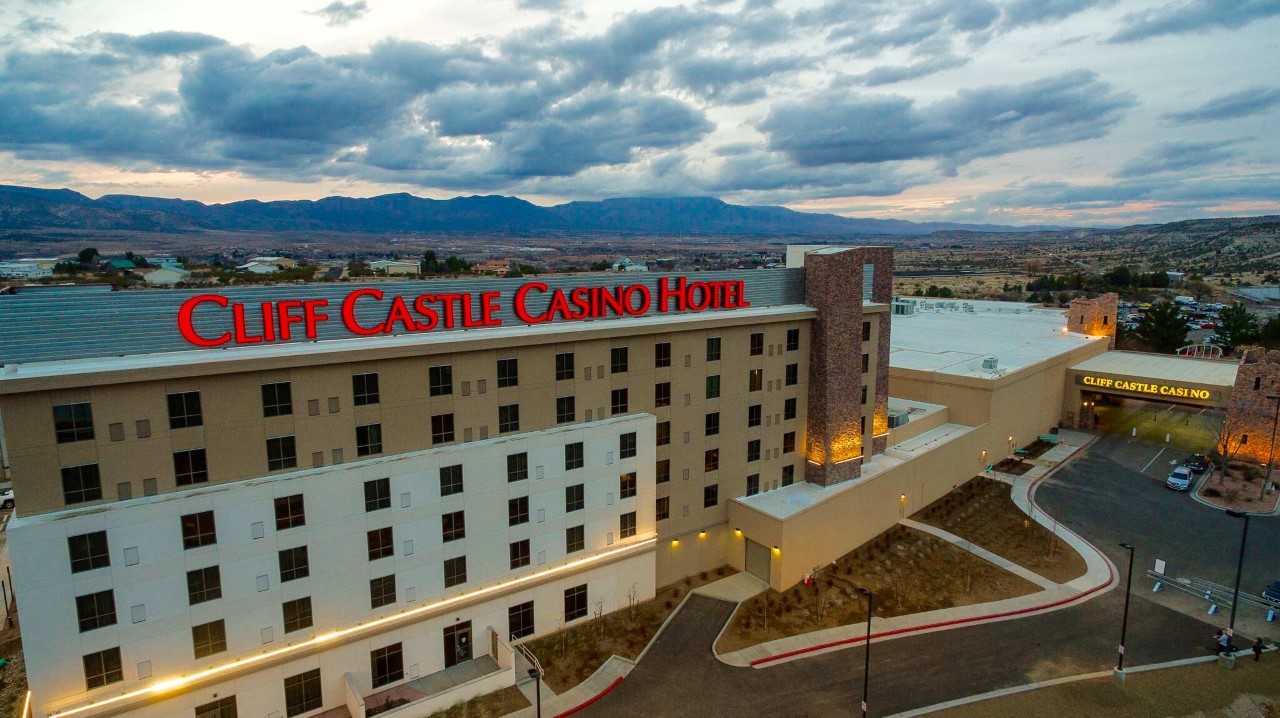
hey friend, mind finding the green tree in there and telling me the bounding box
[77,247,100,265]
[1135,301,1188,353]
[1260,316,1280,350]
[420,250,439,274]
[1213,303,1260,351]
[1103,265,1133,287]
[444,255,471,273]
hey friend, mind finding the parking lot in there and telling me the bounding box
[1091,397,1222,471]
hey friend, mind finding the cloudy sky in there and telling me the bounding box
[2,0,1278,225]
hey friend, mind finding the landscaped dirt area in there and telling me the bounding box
[427,686,530,718]
[915,476,1088,585]
[714,524,1040,654]
[526,566,735,692]
[1198,464,1280,514]
[992,458,1034,475]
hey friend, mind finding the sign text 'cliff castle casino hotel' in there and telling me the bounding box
[177,276,751,348]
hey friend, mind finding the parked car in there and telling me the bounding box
[1166,466,1194,491]
[1200,322,1217,330]
[1264,581,1280,604]
[1184,454,1211,473]
[1,488,13,510]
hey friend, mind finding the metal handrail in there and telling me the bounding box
[1146,569,1278,621]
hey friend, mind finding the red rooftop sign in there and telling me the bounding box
[177,277,750,348]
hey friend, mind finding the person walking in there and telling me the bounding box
[1253,637,1265,662]
[1217,630,1232,655]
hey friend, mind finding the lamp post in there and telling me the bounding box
[1263,395,1280,500]
[858,587,873,717]
[1226,510,1251,637]
[527,667,542,718]
[1116,543,1136,672]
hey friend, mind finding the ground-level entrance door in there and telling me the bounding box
[745,539,771,582]
[443,621,472,667]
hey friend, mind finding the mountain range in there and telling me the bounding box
[0,185,1064,236]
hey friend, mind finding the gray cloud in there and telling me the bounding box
[14,15,61,36]
[669,54,807,101]
[1003,0,1114,28]
[516,0,566,9]
[97,31,226,56]
[1164,86,1280,124]
[845,53,969,86]
[761,70,1136,174]
[1113,139,1243,178]
[1109,0,1280,43]
[308,0,369,27]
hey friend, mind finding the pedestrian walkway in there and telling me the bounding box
[691,571,767,602]
[509,655,631,718]
[899,519,1058,591]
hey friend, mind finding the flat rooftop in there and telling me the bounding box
[890,298,1100,378]
[1070,350,1238,389]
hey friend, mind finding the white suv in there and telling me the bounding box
[1166,466,1193,491]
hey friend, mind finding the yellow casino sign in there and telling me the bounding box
[1079,374,1212,400]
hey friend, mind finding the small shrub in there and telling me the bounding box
[1204,487,1222,497]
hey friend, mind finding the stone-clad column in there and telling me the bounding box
[863,248,894,454]
[803,248,866,486]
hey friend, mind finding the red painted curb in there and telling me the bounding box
[554,675,626,717]
[751,462,1116,667]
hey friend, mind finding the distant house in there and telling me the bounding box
[140,266,191,286]
[0,261,52,279]
[237,261,280,275]
[1166,271,1185,287]
[248,256,297,269]
[103,258,137,271]
[475,259,511,276]
[612,257,648,272]
[147,256,184,269]
[369,259,420,276]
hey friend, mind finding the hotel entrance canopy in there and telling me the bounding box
[1069,350,1238,408]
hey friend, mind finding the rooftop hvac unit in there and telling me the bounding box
[981,356,999,371]
[887,409,910,429]
[892,299,917,316]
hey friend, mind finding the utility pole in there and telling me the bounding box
[1116,543,1135,673]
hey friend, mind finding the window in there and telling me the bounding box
[75,590,116,632]
[53,402,94,443]
[704,484,718,508]
[353,372,380,405]
[655,342,671,368]
[429,365,453,396]
[174,449,209,486]
[704,448,719,472]
[167,391,203,429]
[750,333,764,355]
[657,421,670,446]
[862,385,868,405]
[565,484,585,512]
[746,474,760,496]
[498,404,520,433]
[620,472,636,499]
[371,643,404,688]
[83,647,123,690]
[262,382,292,417]
[364,478,391,512]
[282,597,313,634]
[444,556,467,587]
[187,565,221,604]
[284,668,321,716]
[620,511,637,539]
[785,397,797,420]
[706,375,721,399]
[861,353,869,373]
[509,601,535,640]
[367,527,394,560]
[565,584,588,621]
[69,531,109,573]
[611,388,628,415]
[195,696,237,718]
[440,464,464,496]
[705,412,720,436]
[497,357,519,388]
[508,453,528,482]
[655,382,671,407]
[706,337,721,362]
[62,464,102,505]
[862,321,871,341]
[783,431,796,454]
[357,423,383,456]
[192,619,227,659]
[611,346,629,373]
[442,510,466,542]
[566,525,585,553]
[555,352,575,381]
[182,511,217,549]
[748,405,762,427]
[747,439,761,462]
[508,496,529,526]
[556,396,575,423]
[749,369,763,392]
[565,442,584,470]
[267,436,297,471]
[656,496,669,520]
[785,363,798,386]
[782,465,795,486]
[510,539,530,569]
[656,459,670,484]
[432,413,455,444]
[279,546,309,582]
[786,328,799,351]
[619,431,637,459]
[370,574,396,609]
[861,415,866,434]
[274,494,305,530]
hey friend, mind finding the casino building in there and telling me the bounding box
[1,244,1247,718]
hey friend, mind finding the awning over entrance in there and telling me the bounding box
[1068,350,1238,407]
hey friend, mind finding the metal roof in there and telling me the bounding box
[1070,350,1239,388]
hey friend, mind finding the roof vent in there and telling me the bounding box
[981,356,999,371]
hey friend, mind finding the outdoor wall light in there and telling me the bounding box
[671,539,680,548]
[698,530,708,539]
[733,528,742,537]
[772,545,781,555]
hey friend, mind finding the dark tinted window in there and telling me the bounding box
[181,511,217,549]
[62,464,102,505]
[167,391,203,429]
[353,373,380,405]
[262,382,292,417]
[53,402,94,443]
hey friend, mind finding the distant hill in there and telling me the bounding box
[0,184,1063,236]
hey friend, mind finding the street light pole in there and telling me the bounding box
[859,587,873,718]
[1116,543,1135,672]
[1263,395,1280,500]
[1226,510,1251,637]
[528,667,542,718]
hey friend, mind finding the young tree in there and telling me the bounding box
[1213,303,1260,351]
[1135,301,1188,353]
[77,247,100,265]
[1260,316,1280,350]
